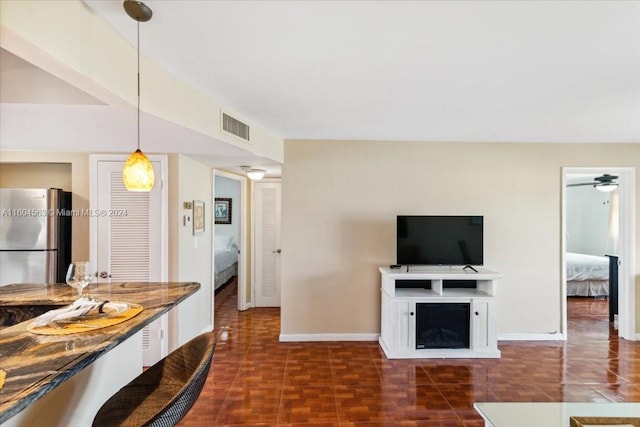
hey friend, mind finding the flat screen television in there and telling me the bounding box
[397,215,483,266]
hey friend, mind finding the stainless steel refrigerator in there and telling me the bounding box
[0,188,72,286]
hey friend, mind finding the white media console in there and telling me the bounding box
[379,266,502,359]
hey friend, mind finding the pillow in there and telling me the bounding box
[214,235,232,249]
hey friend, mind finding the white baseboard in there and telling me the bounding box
[498,332,565,341]
[200,324,214,334]
[280,331,635,343]
[279,333,569,342]
[279,333,379,342]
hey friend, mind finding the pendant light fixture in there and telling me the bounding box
[122,0,155,192]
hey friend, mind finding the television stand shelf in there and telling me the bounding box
[379,266,502,359]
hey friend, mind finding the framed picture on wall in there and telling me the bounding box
[193,200,205,235]
[214,197,232,224]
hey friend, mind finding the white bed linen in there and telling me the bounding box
[215,263,237,290]
[566,280,608,297]
[214,236,238,289]
[566,252,609,281]
[214,236,238,274]
[215,247,238,274]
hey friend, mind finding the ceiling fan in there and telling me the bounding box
[567,174,619,192]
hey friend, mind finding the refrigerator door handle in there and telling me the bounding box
[46,250,58,284]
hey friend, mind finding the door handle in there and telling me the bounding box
[98,271,112,279]
[273,249,282,254]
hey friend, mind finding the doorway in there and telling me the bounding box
[213,170,248,312]
[562,167,636,341]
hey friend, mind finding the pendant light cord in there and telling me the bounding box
[137,19,141,151]
[122,0,154,192]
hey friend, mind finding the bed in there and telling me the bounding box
[215,235,238,290]
[566,252,609,297]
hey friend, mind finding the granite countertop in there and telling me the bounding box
[0,281,200,424]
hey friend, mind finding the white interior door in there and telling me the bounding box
[91,156,167,366]
[253,181,281,307]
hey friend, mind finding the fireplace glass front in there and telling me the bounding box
[416,303,470,349]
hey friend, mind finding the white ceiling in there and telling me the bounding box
[83,0,640,144]
[0,48,104,105]
[1,1,639,175]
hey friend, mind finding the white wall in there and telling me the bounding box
[566,185,614,255]
[281,141,640,338]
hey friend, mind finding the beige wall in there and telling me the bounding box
[280,141,640,337]
[168,154,214,348]
[0,152,90,262]
[0,162,71,189]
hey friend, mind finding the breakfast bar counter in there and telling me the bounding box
[0,281,200,426]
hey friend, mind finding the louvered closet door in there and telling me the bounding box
[96,160,163,366]
[254,181,281,307]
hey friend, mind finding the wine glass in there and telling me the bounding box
[66,262,93,299]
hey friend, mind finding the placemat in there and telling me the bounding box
[0,369,6,390]
[28,304,143,335]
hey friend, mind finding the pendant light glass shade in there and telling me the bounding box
[123,149,155,191]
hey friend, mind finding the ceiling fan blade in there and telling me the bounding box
[567,173,619,188]
[566,182,595,187]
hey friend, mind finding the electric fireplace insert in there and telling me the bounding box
[416,303,470,349]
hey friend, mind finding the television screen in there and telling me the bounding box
[397,216,483,266]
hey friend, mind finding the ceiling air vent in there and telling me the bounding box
[222,112,250,142]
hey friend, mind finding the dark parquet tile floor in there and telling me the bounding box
[178,279,640,426]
